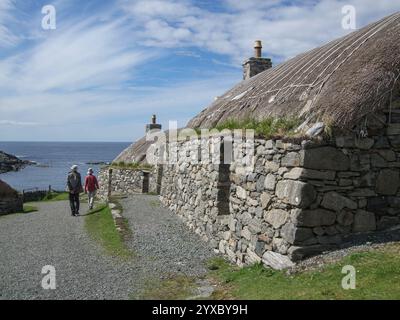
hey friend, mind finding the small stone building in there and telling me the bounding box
[0,179,23,215]
[102,13,400,269]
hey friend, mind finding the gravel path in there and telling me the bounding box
[0,195,215,299]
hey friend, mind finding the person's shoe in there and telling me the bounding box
[75,212,80,216]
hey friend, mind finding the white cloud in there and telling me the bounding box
[0,0,19,47]
[0,120,41,126]
[120,0,400,63]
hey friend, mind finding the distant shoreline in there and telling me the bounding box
[0,151,34,174]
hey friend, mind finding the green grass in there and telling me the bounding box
[84,204,133,259]
[42,192,70,201]
[110,161,154,171]
[208,243,400,300]
[138,275,197,300]
[22,204,38,214]
[212,117,302,139]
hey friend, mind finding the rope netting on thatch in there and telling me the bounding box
[188,12,400,130]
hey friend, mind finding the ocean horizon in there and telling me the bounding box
[0,141,131,191]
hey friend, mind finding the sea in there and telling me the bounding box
[0,141,130,191]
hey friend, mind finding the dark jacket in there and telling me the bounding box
[67,171,83,194]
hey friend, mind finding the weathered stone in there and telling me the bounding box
[236,186,247,199]
[349,189,377,197]
[377,216,400,230]
[317,234,342,245]
[376,169,400,195]
[378,150,396,162]
[248,218,262,234]
[262,251,294,270]
[275,180,316,208]
[256,176,265,192]
[374,136,390,149]
[260,192,271,209]
[321,191,357,211]
[281,223,314,244]
[337,210,354,226]
[387,124,400,135]
[281,152,300,167]
[246,248,262,264]
[300,147,350,171]
[353,210,376,232]
[355,138,375,150]
[255,241,265,256]
[265,161,279,172]
[264,174,276,191]
[264,209,289,229]
[283,167,335,181]
[370,154,387,168]
[241,227,252,240]
[335,135,355,148]
[313,226,325,236]
[293,209,336,227]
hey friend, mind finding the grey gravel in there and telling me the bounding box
[0,195,216,300]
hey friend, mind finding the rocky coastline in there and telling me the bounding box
[0,151,33,174]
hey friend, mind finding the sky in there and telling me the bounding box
[0,0,399,142]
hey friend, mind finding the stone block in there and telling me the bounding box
[300,146,350,171]
[293,209,336,227]
[264,209,289,229]
[353,210,376,232]
[376,169,400,195]
[281,223,314,244]
[321,191,357,211]
[275,180,316,208]
[283,167,335,181]
[281,152,300,167]
[337,210,354,226]
[264,174,276,191]
[262,251,294,270]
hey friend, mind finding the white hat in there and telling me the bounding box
[71,165,78,171]
[88,168,93,174]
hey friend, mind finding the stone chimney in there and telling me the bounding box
[242,40,272,80]
[145,114,162,133]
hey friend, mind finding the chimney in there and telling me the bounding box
[146,114,162,133]
[242,40,272,80]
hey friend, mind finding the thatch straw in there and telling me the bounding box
[0,180,18,197]
[187,12,400,130]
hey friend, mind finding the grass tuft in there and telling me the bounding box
[211,117,302,139]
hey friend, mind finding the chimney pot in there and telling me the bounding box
[254,40,262,58]
[152,114,156,124]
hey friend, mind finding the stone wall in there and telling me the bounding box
[98,166,157,200]
[159,124,400,268]
[0,197,23,215]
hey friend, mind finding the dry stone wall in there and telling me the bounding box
[159,122,400,268]
[98,167,156,200]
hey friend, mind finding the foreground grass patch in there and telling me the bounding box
[208,244,400,300]
[138,275,197,300]
[22,204,38,214]
[84,204,132,259]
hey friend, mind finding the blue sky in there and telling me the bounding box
[0,0,399,142]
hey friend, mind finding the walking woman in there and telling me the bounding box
[84,168,99,210]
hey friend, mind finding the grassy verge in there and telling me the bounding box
[84,204,133,259]
[138,243,400,300]
[208,243,400,300]
[138,275,197,300]
[22,204,38,214]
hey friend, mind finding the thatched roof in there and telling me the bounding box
[188,12,400,130]
[115,12,400,163]
[0,179,18,198]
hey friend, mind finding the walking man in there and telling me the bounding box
[85,168,99,210]
[67,165,83,216]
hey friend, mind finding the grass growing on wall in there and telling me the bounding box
[111,161,154,171]
[207,243,400,300]
[84,204,132,259]
[213,117,302,139]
